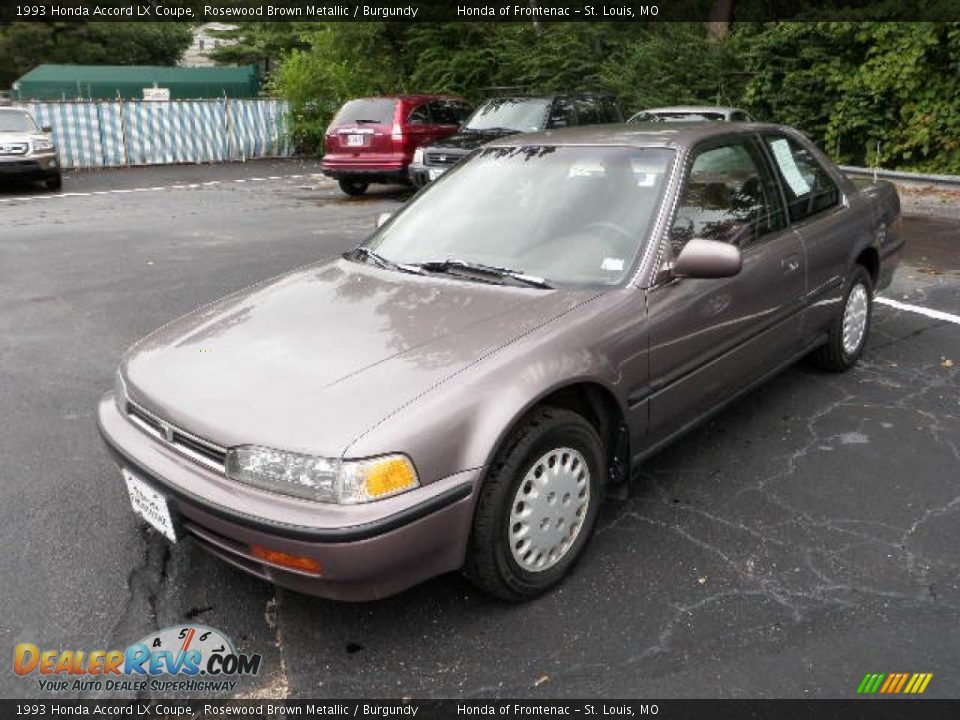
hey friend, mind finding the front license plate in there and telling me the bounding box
[428,168,446,180]
[346,134,365,147]
[123,469,177,543]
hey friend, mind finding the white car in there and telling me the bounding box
[628,105,754,124]
[0,107,61,190]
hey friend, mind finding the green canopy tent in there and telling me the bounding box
[12,64,260,101]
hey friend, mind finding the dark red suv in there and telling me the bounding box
[321,95,472,196]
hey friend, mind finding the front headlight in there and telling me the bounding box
[412,147,424,165]
[225,446,419,504]
[32,140,54,153]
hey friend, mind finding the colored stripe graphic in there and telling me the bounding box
[857,673,932,694]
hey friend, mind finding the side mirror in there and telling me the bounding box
[42,125,52,133]
[673,238,742,279]
[375,212,392,229]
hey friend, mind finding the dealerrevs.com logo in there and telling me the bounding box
[14,625,261,694]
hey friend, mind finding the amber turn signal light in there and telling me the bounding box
[250,545,322,575]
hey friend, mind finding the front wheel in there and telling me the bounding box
[45,173,62,191]
[464,407,604,601]
[810,265,873,372]
[338,179,368,196]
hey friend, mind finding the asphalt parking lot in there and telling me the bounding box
[1,160,958,700]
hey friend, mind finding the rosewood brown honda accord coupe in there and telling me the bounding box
[98,123,902,601]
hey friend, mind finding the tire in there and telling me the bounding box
[810,265,873,372]
[338,179,368,196]
[45,174,62,191]
[464,406,605,602]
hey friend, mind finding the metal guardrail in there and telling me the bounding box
[839,165,960,187]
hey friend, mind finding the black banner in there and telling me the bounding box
[3,700,960,720]
[4,0,960,23]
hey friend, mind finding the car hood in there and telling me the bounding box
[428,128,522,152]
[123,257,595,457]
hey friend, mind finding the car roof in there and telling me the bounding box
[640,106,746,115]
[486,122,796,150]
[348,95,462,102]
[480,93,613,102]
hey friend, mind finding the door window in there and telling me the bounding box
[764,135,839,222]
[547,99,577,128]
[407,103,432,125]
[669,140,786,253]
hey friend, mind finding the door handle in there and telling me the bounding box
[781,255,801,275]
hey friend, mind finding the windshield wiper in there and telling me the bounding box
[468,126,521,134]
[348,247,424,275]
[415,259,553,289]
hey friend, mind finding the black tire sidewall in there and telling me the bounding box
[491,415,605,597]
[338,179,368,196]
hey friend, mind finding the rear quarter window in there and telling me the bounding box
[332,99,397,126]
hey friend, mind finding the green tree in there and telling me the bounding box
[0,22,194,89]
[206,23,310,75]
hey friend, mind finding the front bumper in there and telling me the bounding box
[0,154,59,181]
[97,393,479,601]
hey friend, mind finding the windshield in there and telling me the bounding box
[365,145,675,287]
[0,111,38,132]
[331,99,397,126]
[465,99,552,133]
[652,112,726,122]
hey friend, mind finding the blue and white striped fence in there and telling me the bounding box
[18,99,293,169]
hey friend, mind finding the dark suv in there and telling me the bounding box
[408,93,622,187]
[322,95,473,196]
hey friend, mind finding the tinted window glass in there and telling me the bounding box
[427,100,464,126]
[407,103,431,125]
[368,146,675,287]
[670,140,786,252]
[575,99,600,125]
[332,99,397,126]
[547,99,577,128]
[764,135,839,222]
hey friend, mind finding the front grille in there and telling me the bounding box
[0,143,28,156]
[424,150,463,167]
[126,401,227,472]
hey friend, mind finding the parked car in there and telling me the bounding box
[0,107,61,190]
[628,105,754,123]
[98,123,902,602]
[321,95,472,196]
[409,93,622,187]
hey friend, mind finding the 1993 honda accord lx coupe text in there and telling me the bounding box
[98,123,903,601]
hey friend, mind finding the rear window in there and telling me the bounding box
[332,99,397,126]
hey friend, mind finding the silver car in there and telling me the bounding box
[629,105,755,123]
[0,107,61,190]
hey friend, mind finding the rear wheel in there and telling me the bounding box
[810,265,873,372]
[338,179,368,196]
[464,407,604,601]
[45,173,62,191]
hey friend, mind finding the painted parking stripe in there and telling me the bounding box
[876,297,960,326]
[0,173,329,203]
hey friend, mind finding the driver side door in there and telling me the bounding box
[642,135,807,448]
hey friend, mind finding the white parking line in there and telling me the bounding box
[876,297,960,326]
[0,172,327,204]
